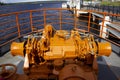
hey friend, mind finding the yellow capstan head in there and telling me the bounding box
[97,42,112,57]
[11,42,25,56]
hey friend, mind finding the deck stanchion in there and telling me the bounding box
[88,11,91,32]
[43,10,46,28]
[59,10,62,30]
[100,12,106,38]
[15,13,21,38]
[74,9,77,29]
[30,11,33,32]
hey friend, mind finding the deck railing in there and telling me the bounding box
[0,8,120,48]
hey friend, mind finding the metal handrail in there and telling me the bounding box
[0,8,120,47]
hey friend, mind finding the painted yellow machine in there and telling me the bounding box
[10,24,111,80]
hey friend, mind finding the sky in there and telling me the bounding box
[0,0,65,3]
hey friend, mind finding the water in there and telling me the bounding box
[0,2,63,14]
